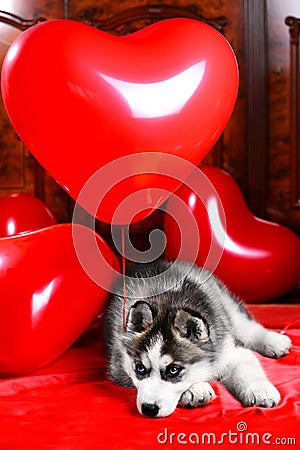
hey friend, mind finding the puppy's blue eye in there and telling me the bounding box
[135,363,147,375]
[166,365,182,378]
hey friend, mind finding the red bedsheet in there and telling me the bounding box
[0,305,299,450]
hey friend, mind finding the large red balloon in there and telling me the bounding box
[0,223,119,375]
[0,193,56,237]
[164,166,300,303]
[1,19,238,224]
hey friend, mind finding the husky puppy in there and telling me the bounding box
[103,260,291,418]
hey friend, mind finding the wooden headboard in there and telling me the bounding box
[285,16,300,210]
[82,4,228,34]
[0,10,45,30]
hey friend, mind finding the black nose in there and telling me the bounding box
[141,403,159,417]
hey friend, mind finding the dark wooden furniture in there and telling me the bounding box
[0,2,299,238]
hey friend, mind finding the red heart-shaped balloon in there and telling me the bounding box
[0,193,57,237]
[0,224,119,375]
[164,166,300,303]
[1,19,238,224]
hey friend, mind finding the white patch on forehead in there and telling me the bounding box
[141,336,162,370]
[141,334,174,371]
[161,354,174,366]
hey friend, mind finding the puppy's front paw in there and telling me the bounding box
[240,381,280,408]
[179,382,216,408]
[260,331,291,359]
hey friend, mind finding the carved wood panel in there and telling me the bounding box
[0,4,69,222]
[0,12,39,196]
[285,16,300,209]
[266,0,300,233]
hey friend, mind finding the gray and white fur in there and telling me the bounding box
[103,260,291,418]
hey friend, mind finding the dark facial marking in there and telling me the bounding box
[134,362,150,380]
[160,364,184,383]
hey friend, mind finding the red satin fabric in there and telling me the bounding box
[0,305,299,449]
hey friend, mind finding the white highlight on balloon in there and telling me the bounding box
[101,61,206,118]
[207,196,269,258]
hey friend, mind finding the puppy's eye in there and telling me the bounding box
[135,363,147,376]
[166,365,183,378]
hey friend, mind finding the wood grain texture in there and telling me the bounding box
[0,1,66,220]
[267,0,300,232]
[0,14,33,196]
[285,15,300,209]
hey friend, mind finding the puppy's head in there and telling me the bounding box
[122,300,212,417]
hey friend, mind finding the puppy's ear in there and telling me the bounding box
[174,309,209,343]
[126,301,154,333]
